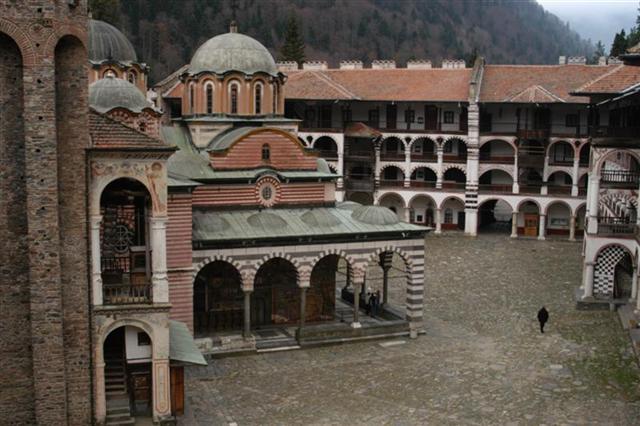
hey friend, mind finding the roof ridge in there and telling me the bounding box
[312,71,359,99]
[506,85,564,103]
[573,64,625,93]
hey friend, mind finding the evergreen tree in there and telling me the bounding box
[610,29,628,57]
[89,0,121,25]
[591,40,605,63]
[280,14,306,65]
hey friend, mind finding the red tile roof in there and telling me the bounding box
[480,65,615,103]
[572,65,640,95]
[89,110,171,149]
[284,69,473,102]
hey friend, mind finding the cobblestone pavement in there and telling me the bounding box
[180,234,640,425]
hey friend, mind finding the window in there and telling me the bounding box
[368,108,379,127]
[254,83,262,114]
[404,108,415,124]
[444,111,455,124]
[261,186,272,200]
[412,142,423,154]
[341,106,352,126]
[261,144,270,161]
[189,83,195,112]
[230,82,239,114]
[565,114,579,127]
[416,214,424,223]
[206,83,214,114]
[444,208,453,224]
[137,332,151,346]
[138,122,146,132]
[127,71,136,84]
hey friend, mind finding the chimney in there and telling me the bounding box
[598,56,608,66]
[372,60,396,69]
[302,61,328,70]
[229,20,238,33]
[407,59,432,69]
[567,56,587,65]
[558,55,567,65]
[442,59,466,69]
[277,61,298,72]
[339,60,364,70]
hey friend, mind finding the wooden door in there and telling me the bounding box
[425,105,438,131]
[130,367,152,415]
[524,214,538,237]
[171,366,185,416]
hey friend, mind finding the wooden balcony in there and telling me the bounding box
[380,152,406,161]
[103,283,152,305]
[598,217,636,235]
[410,180,437,188]
[547,185,572,195]
[479,154,514,164]
[442,155,467,163]
[478,184,512,194]
[379,179,405,188]
[601,170,640,187]
[411,153,437,162]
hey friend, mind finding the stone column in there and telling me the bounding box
[91,215,103,306]
[587,174,600,234]
[512,154,520,193]
[631,270,638,302]
[337,151,344,191]
[511,211,518,238]
[243,289,252,338]
[150,216,169,303]
[436,147,444,189]
[435,208,442,234]
[571,157,580,197]
[299,287,307,334]
[382,266,389,306]
[351,274,364,328]
[152,358,172,420]
[374,145,381,188]
[538,214,546,240]
[583,262,594,298]
[404,148,411,188]
[94,358,106,424]
[569,214,576,241]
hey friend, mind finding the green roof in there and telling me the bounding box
[193,207,428,246]
[207,127,256,152]
[169,320,207,366]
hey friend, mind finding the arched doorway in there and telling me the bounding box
[253,258,299,327]
[193,261,243,336]
[103,325,153,420]
[441,197,465,231]
[378,192,406,220]
[479,169,513,193]
[309,255,352,322]
[409,195,436,225]
[593,245,634,300]
[545,202,571,237]
[314,136,338,160]
[100,178,152,304]
[518,200,540,237]
[478,199,513,234]
[364,251,409,318]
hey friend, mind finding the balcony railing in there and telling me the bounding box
[443,155,467,163]
[601,170,640,186]
[590,125,640,138]
[547,185,572,195]
[103,283,152,305]
[411,153,437,162]
[548,158,574,166]
[517,128,550,140]
[478,184,512,194]
[519,184,543,194]
[442,181,466,191]
[410,180,437,188]
[598,217,636,235]
[346,179,374,191]
[345,149,374,158]
[380,152,406,161]
[479,154,515,164]
[379,179,405,188]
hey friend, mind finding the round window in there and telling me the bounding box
[261,185,272,200]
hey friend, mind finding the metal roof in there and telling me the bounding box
[89,20,137,63]
[169,320,207,366]
[193,207,427,245]
[89,76,156,113]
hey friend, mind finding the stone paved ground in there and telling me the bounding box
[180,234,640,425]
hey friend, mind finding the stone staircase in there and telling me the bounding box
[105,359,135,425]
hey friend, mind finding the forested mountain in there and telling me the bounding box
[93,0,594,83]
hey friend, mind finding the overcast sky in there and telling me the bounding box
[537,0,638,50]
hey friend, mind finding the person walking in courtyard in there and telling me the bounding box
[537,306,549,333]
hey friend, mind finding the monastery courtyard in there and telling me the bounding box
[180,235,640,425]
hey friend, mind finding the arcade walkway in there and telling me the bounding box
[180,235,640,425]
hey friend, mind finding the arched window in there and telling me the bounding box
[189,83,195,113]
[138,121,146,132]
[205,83,214,114]
[261,143,270,161]
[128,71,137,84]
[103,69,116,78]
[254,83,263,114]
[230,82,239,114]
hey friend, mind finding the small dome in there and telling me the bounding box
[188,32,278,76]
[89,76,154,113]
[247,211,287,229]
[316,158,334,174]
[193,211,230,234]
[89,20,137,63]
[301,209,341,227]
[336,201,362,211]
[351,205,399,225]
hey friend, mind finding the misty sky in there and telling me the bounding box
[537,0,638,50]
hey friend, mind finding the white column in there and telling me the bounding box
[511,211,518,238]
[512,154,520,193]
[435,208,442,234]
[351,275,364,328]
[571,157,580,197]
[436,147,444,189]
[569,214,576,241]
[403,207,411,223]
[587,174,600,234]
[337,151,344,190]
[90,215,103,306]
[374,146,381,186]
[582,262,594,298]
[404,147,411,188]
[464,209,478,236]
[150,216,169,303]
[538,214,546,240]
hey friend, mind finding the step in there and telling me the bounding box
[106,412,132,422]
[106,406,131,416]
[105,419,135,426]
[106,398,130,408]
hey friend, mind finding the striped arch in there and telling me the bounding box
[444,135,468,147]
[310,134,338,148]
[381,134,410,149]
[408,136,437,150]
[254,251,302,276]
[308,248,358,273]
[596,148,640,173]
[516,198,542,212]
[0,18,37,66]
[365,245,414,270]
[45,24,88,57]
[479,137,517,150]
[408,193,437,207]
[479,166,514,180]
[547,139,577,157]
[326,163,339,174]
[192,254,243,278]
[379,163,406,173]
[377,191,407,208]
[409,164,439,177]
[443,164,466,173]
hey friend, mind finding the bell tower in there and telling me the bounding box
[0,1,92,424]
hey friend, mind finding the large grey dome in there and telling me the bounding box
[89,20,137,63]
[189,32,278,76]
[89,76,153,113]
